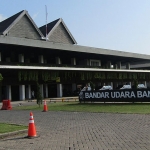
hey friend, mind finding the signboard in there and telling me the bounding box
[79,89,150,102]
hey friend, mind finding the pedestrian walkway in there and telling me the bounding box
[0,109,150,149]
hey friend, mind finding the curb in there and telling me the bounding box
[0,129,28,139]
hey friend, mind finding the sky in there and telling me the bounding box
[1,0,150,55]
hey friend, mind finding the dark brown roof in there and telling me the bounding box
[39,18,60,36]
[0,10,24,34]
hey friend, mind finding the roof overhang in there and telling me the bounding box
[1,65,150,73]
[0,35,150,60]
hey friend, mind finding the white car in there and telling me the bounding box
[120,85,131,89]
[99,85,112,90]
[80,86,91,91]
[137,84,147,89]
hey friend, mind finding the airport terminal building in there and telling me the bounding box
[0,10,150,101]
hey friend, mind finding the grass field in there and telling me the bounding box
[0,123,27,134]
[14,102,150,114]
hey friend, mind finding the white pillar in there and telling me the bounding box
[72,83,76,92]
[71,58,76,65]
[19,54,24,63]
[19,85,25,100]
[116,83,118,87]
[144,81,147,87]
[117,62,121,69]
[56,57,61,64]
[6,85,11,100]
[85,59,90,65]
[126,63,130,69]
[107,61,111,69]
[26,85,31,99]
[40,84,44,98]
[110,82,113,89]
[57,84,62,97]
[39,55,44,63]
[45,84,48,98]
[114,64,118,69]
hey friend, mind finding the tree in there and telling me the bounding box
[0,73,3,102]
[36,82,42,107]
[90,81,95,90]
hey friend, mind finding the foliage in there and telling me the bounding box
[134,80,138,89]
[18,70,150,82]
[36,82,42,107]
[90,81,95,90]
[0,73,3,81]
[18,71,38,81]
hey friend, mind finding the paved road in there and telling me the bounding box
[0,107,150,149]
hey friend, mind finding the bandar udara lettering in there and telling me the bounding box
[84,91,150,99]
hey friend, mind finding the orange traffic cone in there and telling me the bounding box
[43,100,48,112]
[27,112,37,138]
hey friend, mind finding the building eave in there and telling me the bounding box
[0,35,150,60]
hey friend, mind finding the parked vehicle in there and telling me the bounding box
[120,85,131,89]
[80,86,91,91]
[137,84,147,89]
[99,85,112,90]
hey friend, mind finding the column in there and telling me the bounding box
[45,84,48,98]
[144,81,147,88]
[98,83,101,86]
[25,58,30,63]
[39,55,44,63]
[71,58,76,65]
[26,85,31,99]
[114,64,118,69]
[110,82,113,89]
[72,83,76,92]
[117,62,121,69]
[107,61,111,69]
[57,84,62,97]
[56,57,61,64]
[44,59,47,64]
[6,57,10,62]
[19,54,24,63]
[19,85,25,100]
[85,59,90,66]
[0,52,1,61]
[6,85,11,100]
[40,84,44,98]
[113,82,117,89]
[126,63,130,69]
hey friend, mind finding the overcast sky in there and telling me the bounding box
[1,0,150,55]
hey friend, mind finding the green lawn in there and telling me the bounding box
[0,123,27,134]
[14,102,150,114]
